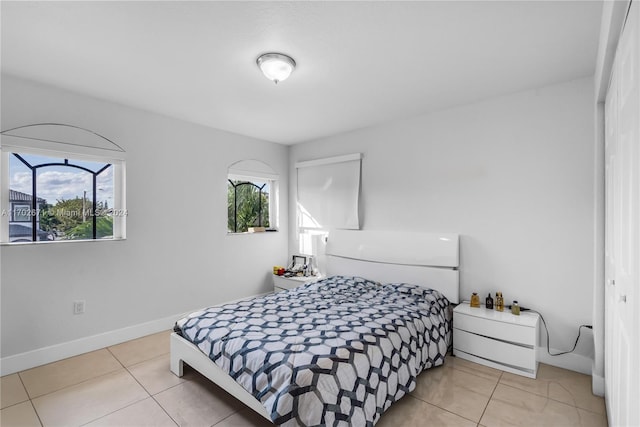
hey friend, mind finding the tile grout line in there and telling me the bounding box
[148,383,182,427]
[408,362,504,424]
[105,346,181,427]
[106,346,127,370]
[477,370,502,425]
[17,370,36,402]
[497,382,607,417]
[405,393,480,425]
[1,374,33,411]
[444,360,505,423]
[144,333,186,426]
[14,368,123,427]
[446,357,503,383]
[43,347,148,427]
[210,409,243,427]
[18,353,124,402]
[17,370,45,427]
[469,363,607,418]
[18,370,131,427]
[28,399,44,427]
[24,346,165,427]
[145,367,246,427]
[77,397,152,427]
[499,378,607,417]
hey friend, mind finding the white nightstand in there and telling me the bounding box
[272,275,321,292]
[453,302,540,378]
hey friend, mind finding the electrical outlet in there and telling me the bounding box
[73,300,85,315]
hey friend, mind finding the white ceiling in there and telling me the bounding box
[1,1,603,145]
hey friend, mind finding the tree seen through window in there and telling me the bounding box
[8,152,114,242]
[227,180,270,233]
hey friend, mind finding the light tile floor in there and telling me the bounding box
[0,330,608,426]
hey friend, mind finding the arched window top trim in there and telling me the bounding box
[228,159,278,181]
[1,123,126,158]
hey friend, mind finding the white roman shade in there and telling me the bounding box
[296,153,361,230]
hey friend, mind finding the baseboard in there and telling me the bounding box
[591,368,605,396]
[536,346,594,375]
[0,312,186,376]
[0,291,273,376]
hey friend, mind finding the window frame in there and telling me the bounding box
[1,125,126,244]
[227,171,279,234]
[10,153,113,241]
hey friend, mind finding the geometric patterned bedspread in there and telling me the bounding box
[174,276,451,426]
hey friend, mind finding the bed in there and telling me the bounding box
[170,230,459,426]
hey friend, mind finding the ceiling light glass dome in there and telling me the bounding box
[256,53,296,84]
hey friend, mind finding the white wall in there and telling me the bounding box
[0,75,289,374]
[290,77,597,373]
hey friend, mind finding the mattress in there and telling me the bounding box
[174,275,452,426]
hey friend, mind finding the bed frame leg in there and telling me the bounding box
[170,333,184,377]
[171,356,184,377]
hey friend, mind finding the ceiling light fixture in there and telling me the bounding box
[256,53,296,84]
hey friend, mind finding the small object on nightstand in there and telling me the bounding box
[495,292,504,311]
[485,293,494,309]
[309,255,318,276]
[470,292,480,308]
[511,301,520,315]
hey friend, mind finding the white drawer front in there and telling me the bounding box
[272,275,320,290]
[454,328,536,371]
[454,312,537,346]
[273,276,304,290]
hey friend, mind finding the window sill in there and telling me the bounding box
[1,237,126,246]
[227,229,278,235]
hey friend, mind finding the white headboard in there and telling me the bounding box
[325,230,460,303]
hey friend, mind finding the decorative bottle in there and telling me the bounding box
[485,293,494,309]
[470,292,480,308]
[495,292,504,312]
[511,301,520,315]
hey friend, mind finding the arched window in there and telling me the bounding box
[227,160,278,234]
[1,124,126,243]
[227,180,269,233]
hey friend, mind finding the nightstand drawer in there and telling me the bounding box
[272,275,321,292]
[454,311,537,346]
[452,302,539,378]
[454,329,536,371]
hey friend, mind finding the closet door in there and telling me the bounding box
[603,60,618,426]
[605,2,639,426]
